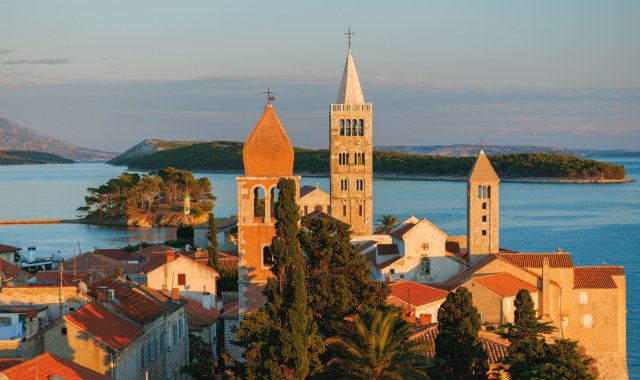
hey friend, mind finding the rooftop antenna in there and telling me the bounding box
[345,26,354,50]
[73,242,77,278]
[264,88,275,104]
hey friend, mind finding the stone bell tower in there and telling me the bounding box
[467,149,500,256]
[236,102,300,316]
[329,43,373,236]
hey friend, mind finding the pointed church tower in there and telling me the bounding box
[329,47,373,235]
[236,103,300,316]
[467,149,500,256]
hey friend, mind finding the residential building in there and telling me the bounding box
[386,281,449,325]
[0,352,110,379]
[0,245,20,265]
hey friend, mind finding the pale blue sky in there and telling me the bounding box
[1,1,639,152]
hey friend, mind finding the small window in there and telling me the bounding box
[346,120,351,136]
[356,179,364,191]
[579,291,588,304]
[343,205,347,217]
[482,230,487,236]
[178,273,186,286]
[581,314,593,328]
[487,186,491,199]
[358,119,364,135]
[61,327,67,336]
[482,202,487,210]
[482,215,487,222]
[304,206,308,215]
[478,185,482,198]
[340,120,345,136]
[352,119,358,136]
[359,205,363,216]
[419,257,430,275]
[389,269,395,274]
[262,246,273,267]
[340,179,348,191]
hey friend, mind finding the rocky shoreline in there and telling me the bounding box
[80,212,208,227]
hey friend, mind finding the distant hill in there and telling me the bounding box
[108,139,205,165]
[0,118,119,161]
[0,150,74,165]
[109,140,628,182]
[375,144,640,157]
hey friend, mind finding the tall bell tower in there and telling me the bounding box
[237,101,299,316]
[329,32,373,236]
[467,149,500,256]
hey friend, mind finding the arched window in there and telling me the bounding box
[483,186,487,198]
[270,187,279,217]
[356,179,364,191]
[358,119,364,136]
[262,246,273,266]
[487,186,491,199]
[253,187,265,217]
[346,120,351,136]
[339,120,345,136]
[339,152,349,166]
[478,185,482,198]
[419,257,431,275]
[359,204,363,216]
[352,119,358,136]
[482,202,487,209]
[340,178,348,191]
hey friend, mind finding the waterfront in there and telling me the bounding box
[0,160,638,376]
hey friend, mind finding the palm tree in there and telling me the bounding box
[375,214,400,234]
[323,309,429,379]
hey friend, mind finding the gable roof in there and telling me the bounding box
[497,253,573,269]
[300,185,317,198]
[183,297,220,327]
[444,255,499,284]
[0,244,21,253]
[471,273,539,297]
[220,299,240,320]
[390,223,415,239]
[0,358,23,371]
[0,352,111,379]
[364,250,403,271]
[355,240,377,253]
[94,248,137,262]
[0,258,33,280]
[411,325,509,365]
[388,281,449,307]
[574,266,625,289]
[378,243,400,256]
[64,303,142,350]
[31,270,97,286]
[69,251,123,273]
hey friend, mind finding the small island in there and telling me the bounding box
[110,140,629,183]
[76,167,215,227]
[0,150,74,165]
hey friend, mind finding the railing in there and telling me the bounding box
[330,103,372,112]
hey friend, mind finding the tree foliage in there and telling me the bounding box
[322,308,429,380]
[234,178,323,379]
[299,216,389,336]
[207,213,220,271]
[180,333,217,379]
[434,287,488,380]
[374,214,400,234]
[76,167,215,218]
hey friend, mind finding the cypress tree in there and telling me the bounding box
[207,212,220,271]
[434,287,488,380]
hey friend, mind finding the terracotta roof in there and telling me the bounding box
[390,223,415,239]
[411,325,509,365]
[573,266,625,289]
[0,352,111,379]
[0,358,23,371]
[472,273,539,297]
[69,251,123,273]
[64,303,142,350]
[31,270,97,286]
[88,277,181,325]
[0,258,33,280]
[378,244,400,256]
[428,283,460,292]
[355,240,377,253]
[220,299,239,319]
[94,248,137,262]
[219,257,239,271]
[219,250,238,259]
[445,255,499,284]
[144,251,173,272]
[183,297,220,327]
[497,253,573,269]
[468,149,500,182]
[388,281,449,307]
[243,104,294,177]
[0,244,21,252]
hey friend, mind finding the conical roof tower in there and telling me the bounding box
[336,50,365,105]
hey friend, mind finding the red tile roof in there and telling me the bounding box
[496,253,573,269]
[0,244,21,252]
[0,258,33,280]
[219,257,239,271]
[390,223,415,239]
[64,303,142,350]
[220,299,239,319]
[355,240,376,253]
[0,352,111,379]
[444,255,499,284]
[388,281,449,307]
[68,251,123,273]
[378,243,400,256]
[411,325,509,365]
[88,277,181,325]
[428,283,460,292]
[472,273,539,297]
[183,297,220,327]
[573,266,625,289]
[31,270,97,286]
[94,248,137,262]
[0,358,23,371]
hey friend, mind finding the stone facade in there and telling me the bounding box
[330,50,373,236]
[467,150,500,255]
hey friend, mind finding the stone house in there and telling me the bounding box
[0,245,20,265]
[299,184,330,216]
[0,351,110,379]
[183,293,220,357]
[386,281,449,325]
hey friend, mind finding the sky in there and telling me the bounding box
[1,1,639,152]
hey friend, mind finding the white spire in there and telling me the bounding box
[336,50,365,104]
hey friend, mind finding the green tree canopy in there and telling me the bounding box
[374,214,400,235]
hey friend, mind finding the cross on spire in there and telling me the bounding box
[345,26,354,50]
[264,88,275,104]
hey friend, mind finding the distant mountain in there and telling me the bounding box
[375,144,640,157]
[0,118,118,161]
[0,150,74,165]
[108,139,204,166]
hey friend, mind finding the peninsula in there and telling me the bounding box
[0,150,74,165]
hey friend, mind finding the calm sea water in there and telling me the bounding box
[0,160,638,377]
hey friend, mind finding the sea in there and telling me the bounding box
[0,160,638,377]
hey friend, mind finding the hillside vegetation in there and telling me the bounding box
[0,150,74,165]
[113,141,627,181]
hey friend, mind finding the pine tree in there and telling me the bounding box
[434,287,488,380]
[235,178,323,379]
[299,216,389,336]
[533,339,594,380]
[207,212,220,271]
[501,289,554,380]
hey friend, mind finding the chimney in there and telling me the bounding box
[25,311,39,338]
[96,286,108,302]
[166,250,176,262]
[557,248,563,253]
[541,257,551,318]
[202,292,211,310]
[171,287,180,301]
[161,286,169,295]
